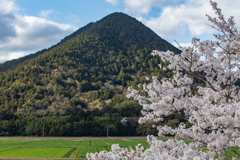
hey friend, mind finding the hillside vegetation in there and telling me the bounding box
[0,12,181,136]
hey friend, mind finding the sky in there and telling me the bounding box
[0,0,240,63]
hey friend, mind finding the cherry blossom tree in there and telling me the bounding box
[87,1,240,159]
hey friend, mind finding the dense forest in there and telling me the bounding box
[0,96,183,137]
[0,12,182,136]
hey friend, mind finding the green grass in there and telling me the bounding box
[0,147,73,158]
[0,139,81,147]
[98,146,109,152]
[69,147,83,158]
[90,141,98,147]
[0,137,190,159]
[105,139,149,149]
[78,140,91,147]
[224,148,240,159]
[202,147,240,160]
[0,147,16,152]
[77,147,98,158]
[94,140,109,147]
[76,138,152,158]
[0,137,150,158]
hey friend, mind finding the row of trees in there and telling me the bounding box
[0,102,181,137]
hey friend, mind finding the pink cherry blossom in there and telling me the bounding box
[87,1,240,159]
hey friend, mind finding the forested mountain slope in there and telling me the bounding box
[0,12,180,117]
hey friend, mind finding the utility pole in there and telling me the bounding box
[107,109,111,138]
[107,124,109,137]
[42,119,44,137]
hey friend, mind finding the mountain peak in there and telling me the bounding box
[0,12,177,72]
[0,12,180,115]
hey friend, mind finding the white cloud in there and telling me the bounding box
[123,0,181,15]
[0,0,77,63]
[39,10,53,18]
[172,42,191,49]
[0,0,19,14]
[134,0,240,40]
[105,0,119,6]
[0,51,28,63]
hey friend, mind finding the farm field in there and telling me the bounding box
[0,136,152,159]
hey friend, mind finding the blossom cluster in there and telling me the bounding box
[87,1,240,159]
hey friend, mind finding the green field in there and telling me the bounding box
[0,147,73,158]
[0,137,151,159]
[0,137,236,159]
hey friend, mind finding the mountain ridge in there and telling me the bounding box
[0,12,178,73]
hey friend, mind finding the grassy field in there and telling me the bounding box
[0,137,237,160]
[0,136,152,159]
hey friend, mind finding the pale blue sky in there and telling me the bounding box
[0,0,239,63]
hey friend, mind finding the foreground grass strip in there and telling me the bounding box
[0,147,74,158]
[69,147,83,158]
[77,147,98,158]
[0,147,17,153]
[0,137,193,159]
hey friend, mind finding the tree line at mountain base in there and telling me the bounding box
[0,101,182,137]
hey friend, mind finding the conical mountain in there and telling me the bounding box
[0,12,180,116]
